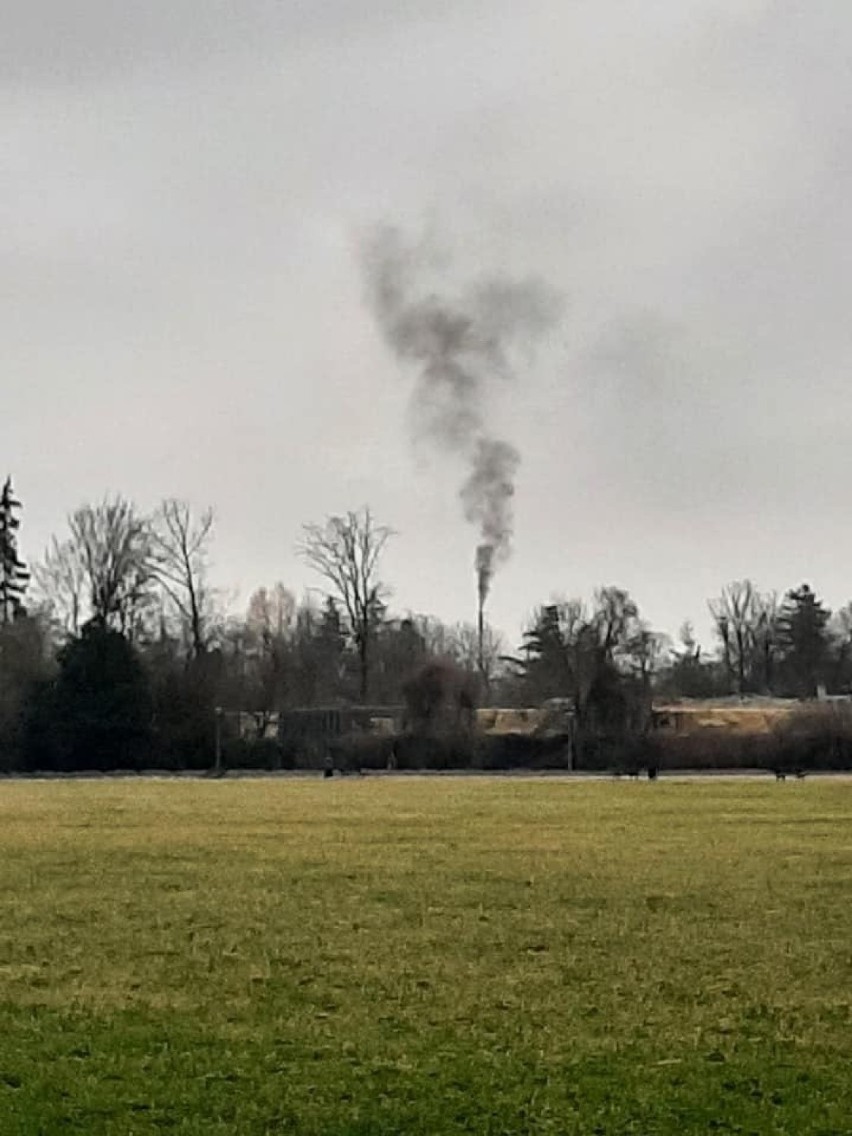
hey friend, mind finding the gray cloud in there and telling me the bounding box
[4,1,472,85]
[4,1,852,647]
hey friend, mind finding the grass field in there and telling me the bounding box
[1,777,851,1134]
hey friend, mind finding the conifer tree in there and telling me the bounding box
[0,477,29,624]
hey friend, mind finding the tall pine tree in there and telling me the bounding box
[0,477,30,624]
[777,583,831,698]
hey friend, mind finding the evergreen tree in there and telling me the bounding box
[520,604,574,702]
[287,597,350,706]
[30,621,153,771]
[0,477,29,624]
[315,596,350,701]
[778,584,831,698]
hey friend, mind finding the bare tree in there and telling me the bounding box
[151,500,215,659]
[33,535,87,638]
[35,498,155,639]
[410,615,455,659]
[70,498,155,635]
[830,602,852,690]
[676,620,701,664]
[237,584,297,733]
[246,583,296,644]
[299,507,393,702]
[832,602,852,646]
[445,620,505,698]
[593,586,641,662]
[625,622,669,686]
[709,580,765,695]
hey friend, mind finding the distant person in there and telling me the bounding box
[324,752,334,779]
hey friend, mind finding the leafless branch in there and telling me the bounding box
[151,499,215,658]
[298,507,394,701]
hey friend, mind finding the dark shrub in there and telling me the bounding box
[223,736,292,771]
[24,622,152,772]
[476,733,572,771]
[329,733,396,772]
[393,732,474,771]
[402,659,476,735]
[772,704,852,772]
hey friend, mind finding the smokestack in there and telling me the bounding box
[362,226,559,612]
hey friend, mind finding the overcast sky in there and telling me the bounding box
[4,1,851,648]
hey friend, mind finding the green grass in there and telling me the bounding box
[1,777,851,1134]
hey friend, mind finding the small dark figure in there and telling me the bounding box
[775,770,786,781]
[323,753,334,779]
[794,769,807,780]
[647,766,658,781]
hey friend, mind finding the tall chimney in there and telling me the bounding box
[477,585,485,680]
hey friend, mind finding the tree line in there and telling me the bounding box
[1,479,850,772]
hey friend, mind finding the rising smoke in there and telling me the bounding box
[362,225,559,608]
[461,437,520,607]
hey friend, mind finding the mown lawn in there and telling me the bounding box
[0,776,851,1134]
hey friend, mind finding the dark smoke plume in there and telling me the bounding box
[461,437,520,606]
[362,225,558,605]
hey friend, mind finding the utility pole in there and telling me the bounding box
[213,707,223,775]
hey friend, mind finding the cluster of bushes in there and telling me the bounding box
[221,736,295,772]
[770,705,852,772]
[647,704,852,773]
[323,730,573,773]
[647,733,772,773]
